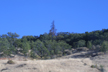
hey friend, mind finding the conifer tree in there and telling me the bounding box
[87,41,92,49]
[0,38,10,57]
[22,38,30,56]
[49,21,57,41]
[101,41,108,52]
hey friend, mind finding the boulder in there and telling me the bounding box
[64,49,72,55]
[76,47,89,52]
[97,52,104,55]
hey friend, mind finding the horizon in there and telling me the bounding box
[0,0,108,38]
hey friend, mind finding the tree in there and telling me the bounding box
[21,38,30,56]
[56,32,70,42]
[7,32,19,55]
[14,39,22,48]
[87,41,92,49]
[29,50,37,59]
[49,21,57,41]
[93,39,102,45]
[22,36,37,42]
[39,33,52,42]
[100,41,108,52]
[7,32,19,45]
[44,40,54,55]
[32,39,49,59]
[58,41,72,55]
[77,40,86,47]
[0,38,10,57]
[85,32,89,47]
[44,40,62,58]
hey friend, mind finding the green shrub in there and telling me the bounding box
[101,41,108,52]
[7,60,15,64]
[100,65,105,72]
[91,65,97,68]
[30,51,37,59]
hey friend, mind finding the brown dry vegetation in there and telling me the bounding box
[0,52,108,72]
[0,58,99,72]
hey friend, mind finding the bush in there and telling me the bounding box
[91,65,97,68]
[100,65,105,72]
[101,41,108,52]
[29,51,36,58]
[7,60,15,64]
[87,41,92,49]
[77,40,86,47]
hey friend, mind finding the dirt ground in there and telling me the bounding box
[0,58,100,72]
[91,53,108,72]
[0,52,107,72]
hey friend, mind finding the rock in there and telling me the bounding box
[64,49,72,55]
[92,45,96,50]
[91,53,98,57]
[51,55,57,59]
[97,52,104,55]
[1,68,9,72]
[76,47,89,52]
[16,64,27,68]
[10,54,15,57]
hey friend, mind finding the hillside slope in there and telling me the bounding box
[0,58,100,72]
[0,51,108,72]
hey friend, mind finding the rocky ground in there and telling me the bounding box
[0,51,108,72]
[91,53,108,72]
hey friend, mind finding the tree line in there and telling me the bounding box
[0,21,108,59]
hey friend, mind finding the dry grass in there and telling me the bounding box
[0,53,107,72]
[0,58,100,72]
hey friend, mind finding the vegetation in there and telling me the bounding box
[91,65,98,68]
[91,65,106,72]
[101,41,108,52]
[7,60,15,64]
[100,65,105,72]
[0,21,108,59]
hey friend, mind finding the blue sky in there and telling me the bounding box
[0,0,108,38]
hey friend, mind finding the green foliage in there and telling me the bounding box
[7,60,15,64]
[9,45,16,55]
[73,42,78,48]
[100,65,105,72]
[101,41,108,52]
[87,41,92,49]
[32,39,49,58]
[93,39,102,45]
[58,40,72,55]
[39,33,52,41]
[91,65,105,72]
[0,38,11,56]
[21,38,30,56]
[14,39,22,47]
[91,65,97,68]
[6,32,19,45]
[104,32,108,41]
[77,40,86,47]
[30,51,36,59]
[1,28,108,59]
[49,21,56,37]
[44,40,58,55]
[22,36,37,42]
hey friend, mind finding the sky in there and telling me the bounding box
[0,0,108,38]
